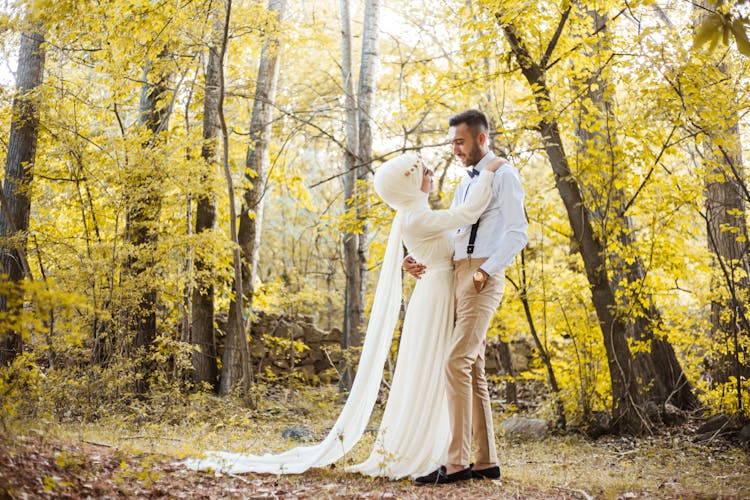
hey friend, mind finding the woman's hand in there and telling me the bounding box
[485,157,508,173]
[403,255,426,279]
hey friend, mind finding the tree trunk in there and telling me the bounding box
[339,0,361,390]
[0,29,45,366]
[572,6,698,411]
[494,338,518,408]
[355,0,380,312]
[125,53,170,391]
[703,85,750,411]
[338,0,380,391]
[221,0,287,395]
[499,16,649,434]
[191,35,222,391]
[216,0,250,396]
[693,1,750,415]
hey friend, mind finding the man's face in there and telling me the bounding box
[449,123,485,168]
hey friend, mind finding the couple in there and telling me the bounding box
[184,109,528,484]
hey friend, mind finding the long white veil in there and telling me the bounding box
[183,213,404,475]
[183,154,425,474]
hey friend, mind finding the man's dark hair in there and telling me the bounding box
[448,109,489,133]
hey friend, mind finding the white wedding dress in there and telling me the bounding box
[183,154,494,479]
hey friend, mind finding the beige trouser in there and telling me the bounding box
[446,257,504,466]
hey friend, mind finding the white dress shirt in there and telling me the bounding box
[450,151,528,276]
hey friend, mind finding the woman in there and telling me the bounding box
[184,153,502,479]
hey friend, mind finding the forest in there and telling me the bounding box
[1,0,749,497]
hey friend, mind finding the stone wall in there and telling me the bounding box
[249,311,343,384]
[247,312,533,385]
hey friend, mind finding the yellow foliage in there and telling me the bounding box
[0,0,748,427]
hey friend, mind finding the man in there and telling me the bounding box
[409,109,528,484]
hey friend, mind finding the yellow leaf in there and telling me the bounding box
[730,17,750,56]
[694,13,725,52]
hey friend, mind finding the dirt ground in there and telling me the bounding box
[2,429,749,499]
[0,433,561,499]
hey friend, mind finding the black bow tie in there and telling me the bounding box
[467,169,479,178]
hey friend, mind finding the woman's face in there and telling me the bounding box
[420,163,434,193]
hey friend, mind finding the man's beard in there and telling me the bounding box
[466,145,483,167]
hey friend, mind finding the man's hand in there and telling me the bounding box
[485,157,509,173]
[472,268,489,292]
[403,256,426,279]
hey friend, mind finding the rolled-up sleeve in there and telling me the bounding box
[480,169,528,276]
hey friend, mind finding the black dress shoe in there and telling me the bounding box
[415,465,473,485]
[470,463,501,479]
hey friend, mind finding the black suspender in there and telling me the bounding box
[464,168,481,257]
[467,220,480,256]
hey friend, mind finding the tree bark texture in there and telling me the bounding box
[0,30,45,366]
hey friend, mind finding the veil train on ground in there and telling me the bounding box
[182,212,405,475]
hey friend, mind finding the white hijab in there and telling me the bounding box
[183,153,424,474]
[374,152,427,211]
